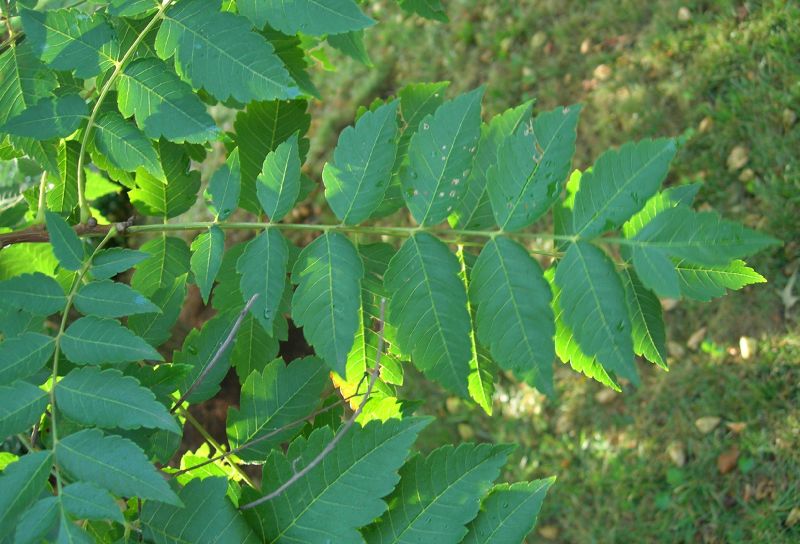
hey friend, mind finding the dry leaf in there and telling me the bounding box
[726,422,747,433]
[727,145,749,171]
[593,64,612,81]
[677,7,692,21]
[687,327,707,351]
[717,447,739,474]
[667,441,686,467]
[539,525,559,540]
[785,507,800,527]
[595,388,617,404]
[698,116,713,132]
[457,423,475,440]
[739,336,756,359]
[695,416,721,434]
[661,298,679,311]
[668,341,685,358]
[580,38,591,54]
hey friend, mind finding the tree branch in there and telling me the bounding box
[239,297,387,511]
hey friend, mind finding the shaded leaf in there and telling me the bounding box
[61,316,163,365]
[237,228,289,333]
[190,226,224,304]
[0,332,55,385]
[45,211,84,271]
[92,111,161,178]
[240,0,375,36]
[0,381,48,439]
[0,272,65,315]
[0,451,53,536]
[207,149,241,221]
[255,133,301,222]
[61,482,124,523]
[74,280,159,317]
[1,94,86,140]
[91,248,148,280]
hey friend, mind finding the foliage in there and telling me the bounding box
[0,0,780,542]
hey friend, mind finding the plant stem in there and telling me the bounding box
[35,171,47,223]
[179,407,256,489]
[49,228,116,494]
[75,0,173,223]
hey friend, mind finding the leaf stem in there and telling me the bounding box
[75,0,173,223]
[49,228,116,494]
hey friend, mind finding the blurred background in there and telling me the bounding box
[304,1,798,542]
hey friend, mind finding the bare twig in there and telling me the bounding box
[169,294,259,414]
[239,297,387,511]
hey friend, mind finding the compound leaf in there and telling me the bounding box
[385,233,471,396]
[57,429,181,506]
[56,367,180,434]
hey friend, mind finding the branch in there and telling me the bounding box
[239,297,387,511]
[0,220,125,249]
[169,294,259,414]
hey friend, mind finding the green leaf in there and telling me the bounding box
[398,0,448,21]
[0,332,55,385]
[555,242,637,383]
[21,8,119,78]
[401,87,483,226]
[155,0,298,103]
[0,272,66,314]
[92,111,161,178]
[547,268,619,391]
[207,148,241,220]
[463,479,554,544]
[128,275,187,347]
[255,133,301,222]
[91,248,148,280]
[118,57,219,144]
[1,94,86,140]
[571,138,676,237]
[675,259,766,301]
[131,235,191,296]
[57,429,181,506]
[237,228,289,333]
[239,0,375,36]
[14,496,58,544]
[0,451,53,536]
[0,42,58,127]
[291,232,364,376]
[323,100,399,224]
[621,268,668,369]
[227,356,327,462]
[142,477,258,544]
[47,141,80,214]
[0,381,48,439]
[242,418,430,543]
[471,236,555,386]
[108,0,157,18]
[61,316,163,365]
[61,482,124,523]
[56,367,180,434]
[632,207,779,267]
[56,512,93,543]
[74,280,159,317]
[45,211,84,271]
[363,443,513,544]
[449,101,532,230]
[263,27,320,97]
[489,105,580,231]
[456,246,495,415]
[622,183,700,238]
[130,141,201,218]
[190,226,225,304]
[234,99,310,212]
[328,30,371,65]
[174,313,236,403]
[385,233,472,396]
[230,315,282,380]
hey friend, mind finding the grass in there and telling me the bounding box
[310,0,800,541]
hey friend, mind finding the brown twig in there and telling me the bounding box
[169,294,259,414]
[239,297,387,511]
[0,218,133,249]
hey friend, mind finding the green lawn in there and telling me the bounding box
[312,1,800,541]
